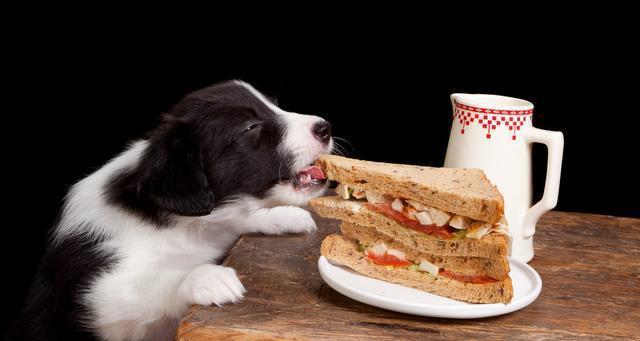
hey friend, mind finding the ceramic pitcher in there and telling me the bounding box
[444,93,564,263]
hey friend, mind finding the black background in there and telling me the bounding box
[3,22,638,333]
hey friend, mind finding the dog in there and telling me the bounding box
[8,80,333,341]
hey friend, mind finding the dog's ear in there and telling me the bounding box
[137,117,214,216]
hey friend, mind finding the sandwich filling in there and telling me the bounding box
[360,241,498,284]
[334,183,510,241]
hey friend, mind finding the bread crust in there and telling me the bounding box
[321,234,513,304]
[311,196,509,259]
[316,155,504,223]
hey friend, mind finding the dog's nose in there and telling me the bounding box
[312,120,332,145]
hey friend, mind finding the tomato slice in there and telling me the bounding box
[365,203,455,239]
[439,270,498,284]
[365,251,412,266]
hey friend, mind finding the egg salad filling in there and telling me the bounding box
[335,183,511,243]
[359,241,498,284]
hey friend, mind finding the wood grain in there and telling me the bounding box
[176,211,640,340]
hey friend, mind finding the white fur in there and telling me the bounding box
[51,84,332,341]
[235,81,334,172]
[281,112,334,172]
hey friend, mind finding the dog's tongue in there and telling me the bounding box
[297,165,326,185]
[302,165,326,180]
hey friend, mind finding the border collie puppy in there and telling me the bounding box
[8,81,332,341]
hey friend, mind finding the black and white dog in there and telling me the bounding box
[8,81,332,340]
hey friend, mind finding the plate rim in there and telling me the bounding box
[318,255,542,319]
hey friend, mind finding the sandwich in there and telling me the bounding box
[311,155,513,304]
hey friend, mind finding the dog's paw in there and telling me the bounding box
[180,264,245,307]
[259,206,317,234]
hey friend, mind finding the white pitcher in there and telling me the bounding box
[444,94,564,263]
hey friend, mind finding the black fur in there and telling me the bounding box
[7,81,296,340]
[107,81,293,225]
[6,227,116,341]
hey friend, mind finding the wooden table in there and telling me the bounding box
[176,211,640,340]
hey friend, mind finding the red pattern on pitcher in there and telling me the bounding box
[454,102,533,115]
[454,102,531,140]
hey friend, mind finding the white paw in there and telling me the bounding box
[180,264,245,307]
[261,206,317,234]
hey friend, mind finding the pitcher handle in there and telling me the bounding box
[522,127,564,238]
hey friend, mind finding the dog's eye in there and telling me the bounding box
[244,123,261,133]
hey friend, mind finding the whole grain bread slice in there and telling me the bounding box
[340,221,510,280]
[310,196,508,259]
[316,155,504,223]
[321,234,513,304]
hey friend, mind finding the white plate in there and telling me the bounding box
[318,256,541,319]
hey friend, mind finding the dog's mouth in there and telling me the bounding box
[290,163,327,191]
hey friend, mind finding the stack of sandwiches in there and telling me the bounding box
[311,155,513,304]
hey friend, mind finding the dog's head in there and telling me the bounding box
[112,81,332,220]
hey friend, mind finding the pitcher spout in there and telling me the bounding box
[450,93,467,103]
[450,93,467,106]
